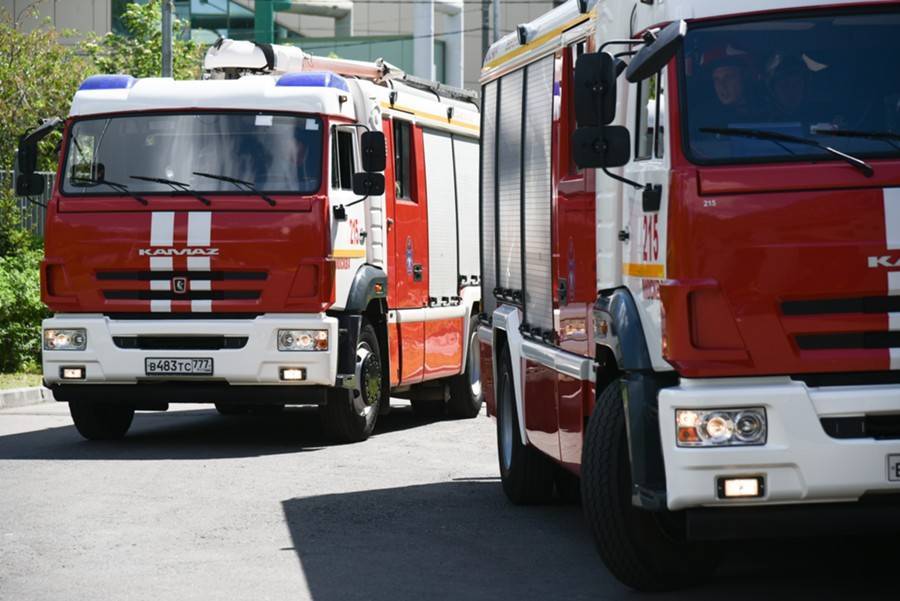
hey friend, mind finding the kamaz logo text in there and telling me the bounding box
[868,256,900,268]
[138,248,220,257]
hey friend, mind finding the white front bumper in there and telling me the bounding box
[42,314,338,386]
[659,377,900,511]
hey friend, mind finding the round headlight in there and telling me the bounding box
[702,413,735,444]
[735,411,765,443]
[279,332,295,349]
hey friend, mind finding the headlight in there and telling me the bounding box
[676,408,767,447]
[277,329,328,351]
[44,328,87,351]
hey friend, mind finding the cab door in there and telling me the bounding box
[386,117,428,384]
[621,68,670,370]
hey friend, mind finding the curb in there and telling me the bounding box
[0,387,55,410]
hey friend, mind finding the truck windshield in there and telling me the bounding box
[681,9,900,165]
[62,112,323,196]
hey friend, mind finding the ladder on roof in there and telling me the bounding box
[203,39,478,105]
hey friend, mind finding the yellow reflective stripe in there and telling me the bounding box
[482,11,593,71]
[333,249,366,258]
[623,263,665,278]
[379,102,480,133]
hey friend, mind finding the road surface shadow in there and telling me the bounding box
[282,481,897,601]
[0,401,439,461]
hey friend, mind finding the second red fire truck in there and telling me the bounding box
[18,40,482,443]
[478,0,900,591]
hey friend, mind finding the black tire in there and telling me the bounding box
[554,465,581,504]
[581,379,715,592]
[496,346,554,504]
[69,401,134,441]
[447,316,484,419]
[321,320,386,443]
[215,403,251,416]
[410,398,445,419]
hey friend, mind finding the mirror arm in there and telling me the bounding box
[602,167,644,190]
[598,38,644,54]
[332,195,370,221]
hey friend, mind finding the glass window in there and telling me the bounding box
[393,120,413,200]
[681,9,900,164]
[331,128,356,190]
[62,112,323,195]
[636,73,658,160]
[655,70,666,159]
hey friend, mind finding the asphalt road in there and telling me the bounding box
[0,401,896,601]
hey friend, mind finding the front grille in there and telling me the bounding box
[97,270,267,281]
[113,336,248,350]
[796,332,900,350]
[821,415,900,440]
[783,296,900,316]
[103,290,260,301]
[105,313,262,320]
[98,270,266,303]
[783,296,898,352]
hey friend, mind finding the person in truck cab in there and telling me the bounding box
[706,53,767,123]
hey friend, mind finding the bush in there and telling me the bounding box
[0,247,46,372]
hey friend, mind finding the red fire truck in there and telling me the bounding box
[478,0,900,591]
[17,40,482,443]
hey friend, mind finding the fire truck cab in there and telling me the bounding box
[18,40,482,443]
[478,0,900,590]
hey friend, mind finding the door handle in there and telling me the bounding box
[413,264,423,282]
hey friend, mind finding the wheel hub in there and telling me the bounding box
[353,344,382,417]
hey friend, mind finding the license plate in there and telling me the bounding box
[890,455,900,482]
[145,358,213,376]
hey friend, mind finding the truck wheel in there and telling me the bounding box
[215,403,250,416]
[554,465,581,504]
[321,320,385,443]
[69,401,134,441]
[581,379,714,592]
[496,346,554,504]
[446,316,483,419]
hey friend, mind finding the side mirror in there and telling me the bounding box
[571,126,631,169]
[625,20,687,83]
[360,131,386,173]
[352,172,385,197]
[15,117,62,196]
[574,52,618,127]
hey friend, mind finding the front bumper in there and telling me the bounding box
[42,313,339,388]
[658,377,900,511]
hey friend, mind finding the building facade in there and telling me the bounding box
[1,0,556,89]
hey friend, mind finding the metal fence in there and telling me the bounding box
[1,171,54,239]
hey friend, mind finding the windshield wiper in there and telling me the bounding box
[811,127,900,152]
[192,172,276,206]
[700,127,874,178]
[70,177,148,205]
[129,175,211,206]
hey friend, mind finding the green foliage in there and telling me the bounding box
[0,245,47,373]
[0,8,94,173]
[0,190,38,258]
[83,0,202,79]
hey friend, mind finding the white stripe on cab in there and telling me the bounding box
[188,212,212,247]
[150,212,175,247]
